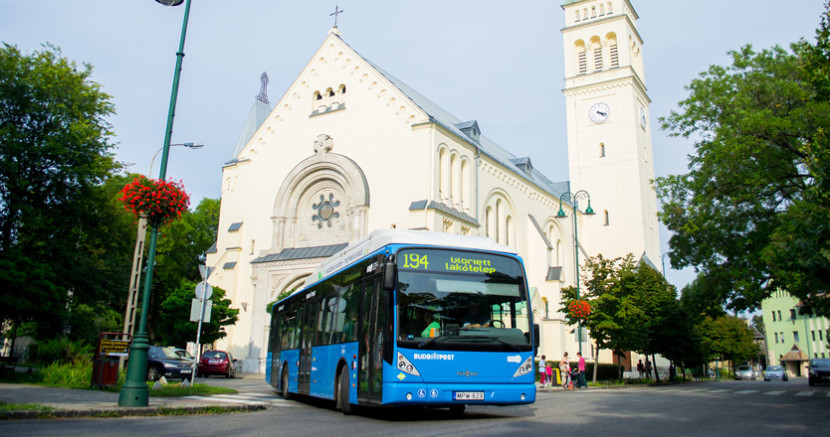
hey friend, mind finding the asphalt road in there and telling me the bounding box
[2,378,828,436]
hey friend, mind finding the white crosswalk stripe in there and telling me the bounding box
[763,390,785,396]
[184,394,298,407]
[707,389,730,393]
[733,390,758,395]
[795,391,815,397]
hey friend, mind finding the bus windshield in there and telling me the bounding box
[396,248,531,351]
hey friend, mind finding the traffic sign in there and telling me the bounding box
[195,282,213,300]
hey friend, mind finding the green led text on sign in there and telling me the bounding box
[399,250,498,274]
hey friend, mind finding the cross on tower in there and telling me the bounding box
[330,5,344,28]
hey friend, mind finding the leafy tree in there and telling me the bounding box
[655,5,830,316]
[699,315,760,371]
[0,43,123,340]
[155,280,239,349]
[147,197,220,342]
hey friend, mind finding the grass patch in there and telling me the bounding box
[0,402,54,411]
[148,384,237,397]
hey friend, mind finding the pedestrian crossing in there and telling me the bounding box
[184,392,300,407]
[652,387,830,398]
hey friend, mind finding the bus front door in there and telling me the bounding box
[358,276,386,403]
[298,300,317,395]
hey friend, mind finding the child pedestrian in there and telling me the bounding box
[559,352,571,389]
[539,355,547,386]
[545,360,553,388]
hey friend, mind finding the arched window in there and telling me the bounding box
[576,41,587,75]
[607,2,613,14]
[591,38,603,71]
[600,143,606,157]
[575,10,580,21]
[607,34,619,68]
[505,215,513,246]
[599,4,605,15]
[438,148,448,200]
[460,159,470,208]
[485,206,494,238]
[449,153,457,203]
[591,6,596,17]
[604,210,610,226]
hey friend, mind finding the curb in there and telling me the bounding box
[0,404,266,420]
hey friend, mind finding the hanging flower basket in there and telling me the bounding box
[568,299,591,320]
[120,175,190,227]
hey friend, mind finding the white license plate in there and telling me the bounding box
[209,359,219,364]
[454,391,484,401]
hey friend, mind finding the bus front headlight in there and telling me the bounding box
[397,352,421,376]
[513,356,533,378]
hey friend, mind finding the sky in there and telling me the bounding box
[2,0,827,291]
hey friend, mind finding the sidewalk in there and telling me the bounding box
[0,377,265,420]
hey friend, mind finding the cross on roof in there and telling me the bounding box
[330,5,344,28]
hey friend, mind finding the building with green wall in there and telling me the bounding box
[761,290,829,377]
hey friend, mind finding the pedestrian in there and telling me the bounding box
[645,359,652,379]
[545,360,553,388]
[637,359,645,379]
[539,355,547,386]
[577,351,587,388]
[559,352,571,389]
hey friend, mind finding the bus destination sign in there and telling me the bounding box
[397,249,519,276]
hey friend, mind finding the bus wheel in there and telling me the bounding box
[338,369,352,415]
[281,367,292,400]
[449,404,466,415]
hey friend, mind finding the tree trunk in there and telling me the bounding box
[651,353,660,383]
[592,346,599,384]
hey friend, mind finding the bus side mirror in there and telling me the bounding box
[383,262,397,291]
[533,323,540,351]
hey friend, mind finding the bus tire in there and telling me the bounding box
[281,366,292,400]
[338,369,352,415]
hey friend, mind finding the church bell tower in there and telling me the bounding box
[561,0,661,266]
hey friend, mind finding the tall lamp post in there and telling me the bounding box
[122,142,202,341]
[556,190,595,356]
[661,252,671,279]
[119,0,193,407]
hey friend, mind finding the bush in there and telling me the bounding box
[39,361,93,389]
[32,337,92,365]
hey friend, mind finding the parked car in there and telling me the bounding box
[173,347,194,361]
[808,358,830,386]
[147,345,194,381]
[734,365,755,380]
[197,350,237,378]
[763,365,787,381]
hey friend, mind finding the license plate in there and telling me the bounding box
[454,391,484,401]
[209,359,219,364]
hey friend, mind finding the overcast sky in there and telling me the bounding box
[2,0,826,291]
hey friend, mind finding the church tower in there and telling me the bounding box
[561,0,661,266]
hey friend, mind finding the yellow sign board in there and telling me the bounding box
[99,339,130,357]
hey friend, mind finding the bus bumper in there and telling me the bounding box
[383,382,536,406]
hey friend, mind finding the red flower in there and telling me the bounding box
[568,300,591,320]
[120,175,190,227]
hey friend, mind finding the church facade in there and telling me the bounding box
[206,0,660,373]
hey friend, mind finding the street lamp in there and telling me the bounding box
[119,0,193,407]
[122,142,203,342]
[556,190,595,356]
[661,252,671,279]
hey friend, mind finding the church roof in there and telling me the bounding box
[351,41,571,204]
[227,94,272,164]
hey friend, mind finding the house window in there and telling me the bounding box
[772,311,776,322]
[774,332,779,343]
[812,330,816,341]
[793,331,800,342]
[604,210,609,226]
[777,310,782,321]
[790,309,796,320]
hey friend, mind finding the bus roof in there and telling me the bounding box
[304,229,517,288]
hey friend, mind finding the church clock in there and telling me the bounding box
[588,102,610,124]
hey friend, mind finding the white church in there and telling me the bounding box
[206,0,661,374]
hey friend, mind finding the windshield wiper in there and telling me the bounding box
[418,335,455,348]
[463,336,522,351]
[418,335,522,351]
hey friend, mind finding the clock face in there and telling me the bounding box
[640,107,647,128]
[588,102,610,124]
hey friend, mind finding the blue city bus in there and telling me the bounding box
[266,229,538,414]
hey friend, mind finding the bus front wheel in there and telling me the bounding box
[337,369,352,415]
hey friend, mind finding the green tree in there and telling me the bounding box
[155,280,239,349]
[147,198,220,342]
[0,43,123,340]
[655,5,830,316]
[699,315,760,372]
